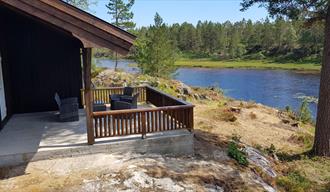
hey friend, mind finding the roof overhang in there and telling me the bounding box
[0,0,136,55]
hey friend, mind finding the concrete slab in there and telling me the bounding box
[0,110,87,157]
[0,110,194,167]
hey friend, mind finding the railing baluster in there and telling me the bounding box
[125,114,128,135]
[133,112,137,133]
[146,111,150,133]
[107,115,111,136]
[155,111,158,132]
[162,110,165,131]
[172,110,175,130]
[104,115,107,136]
[150,111,154,132]
[116,115,120,135]
[173,110,177,129]
[182,109,185,128]
[138,112,141,133]
[141,112,146,138]
[112,115,116,136]
[165,110,168,130]
[94,117,98,138]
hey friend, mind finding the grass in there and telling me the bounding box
[276,171,312,192]
[227,141,249,166]
[175,58,321,71]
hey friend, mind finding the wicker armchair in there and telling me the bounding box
[54,93,79,122]
[109,87,134,103]
[111,93,139,110]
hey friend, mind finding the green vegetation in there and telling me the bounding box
[175,58,321,71]
[290,132,314,150]
[276,171,311,192]
[91,59,105,78]
[265,144,276,155]
[132,17,324,64]
[107,0,135,70]
[93,48,115,59]
[106,0,135,30]
[63,0,96,11]
[298,99,313,124]
[227,141,249,166]
[134,13,177,78]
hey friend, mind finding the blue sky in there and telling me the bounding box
[90,0,268,27]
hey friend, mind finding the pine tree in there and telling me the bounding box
[106,0,135,70]
[63,0,95,11]
[135,13,176,78]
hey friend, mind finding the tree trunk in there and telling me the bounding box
[313,5,330,156]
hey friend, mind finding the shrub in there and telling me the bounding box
[243,52,266,60]
[276,171,311,192]
[265,144,276,155]
[298,99,312,124]
[91,60,105,78]
[285,106,297,120]
[227,141,249,166]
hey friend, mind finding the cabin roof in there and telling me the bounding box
[0,0,136,55]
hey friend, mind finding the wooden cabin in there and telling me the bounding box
[0,0,194,145]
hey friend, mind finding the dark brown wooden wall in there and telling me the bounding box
[0,5,83,114]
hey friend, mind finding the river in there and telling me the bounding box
[96,59,320,118]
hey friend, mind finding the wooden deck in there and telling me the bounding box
[82,86,194,144]
[0,110,193,167]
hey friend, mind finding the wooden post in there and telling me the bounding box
[188,107,194,132]
[190,108,194,132]
[83,48,94,145]
[141,112,146,139]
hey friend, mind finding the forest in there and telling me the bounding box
[132,17,324,62]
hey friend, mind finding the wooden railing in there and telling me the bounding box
[81,86,146,105]
[86,85,194,140]
[93,105,193,138]
[146,86,189,107]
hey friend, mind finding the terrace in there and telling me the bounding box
[0,86,194,166]
[84,85,194,143]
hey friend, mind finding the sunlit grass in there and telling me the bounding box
[175,58,321,71]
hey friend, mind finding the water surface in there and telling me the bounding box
[175,68,320,118]
[97,59,320,118]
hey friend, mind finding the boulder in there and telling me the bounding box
[178,82,193,95]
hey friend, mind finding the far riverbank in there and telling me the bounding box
[175,58,321,72]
